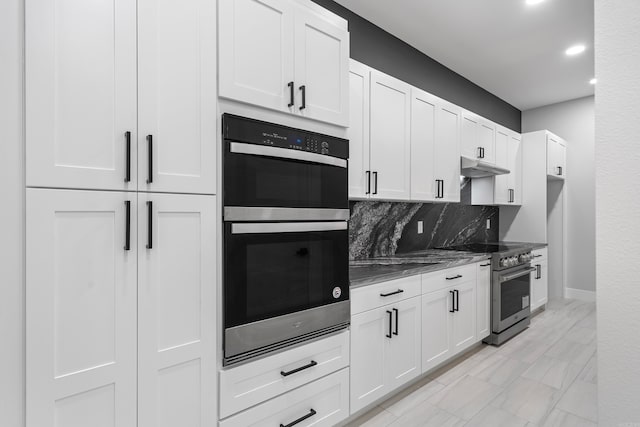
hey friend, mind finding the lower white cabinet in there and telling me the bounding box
[476,262,491,340]
[26,188,216,427]
[219,331,349,419]
[219,368,350,427]
[531,248,549,311]
[350,295,421,413]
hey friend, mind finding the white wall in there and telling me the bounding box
[522,96,595,294]
[596,1,640,425]
[0,0,24,426]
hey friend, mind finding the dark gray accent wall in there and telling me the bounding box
[311,0,522,132]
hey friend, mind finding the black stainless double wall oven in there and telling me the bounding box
[222,114,350,365]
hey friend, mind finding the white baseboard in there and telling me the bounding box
[564,287,596,302]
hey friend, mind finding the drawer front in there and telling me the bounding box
[531,247,548,262]
[422,263,477,294]
[351,275,421,315]
[219,368,350,427]
[219,331,349,418]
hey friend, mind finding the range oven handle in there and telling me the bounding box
[231,221,347,234]
[229,141,347,168]
[499,267,536,283]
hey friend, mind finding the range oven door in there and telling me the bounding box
[223,221,350,363]
[223,141,349,220]
[492,264,536,333]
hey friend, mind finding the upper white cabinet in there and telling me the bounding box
[369,70,412,200]
[26,0,217,194]
[26,189,137,427]
[219,0,349,127]
[26,0,137,191]
[410,89,462,203]
[348,60,371,198]
[138,0,217,194]
[461,111,496,164]
[547,133,567,180]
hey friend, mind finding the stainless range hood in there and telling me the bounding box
[460,156,510,178]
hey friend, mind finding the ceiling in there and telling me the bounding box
[333,0,594,111]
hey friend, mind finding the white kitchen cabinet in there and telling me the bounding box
[348,60,371,199]
[547,134,567,180]
[530,248,549,311]
[421,288,453,373]
[385,297,422,391]
[461,111,495,164]
[369,70,412,201]
[219,368,350,427]
[26,189,137,427]
[451,280,477,353]
[493,127,511,205]
[476,262,491,340]
[410,89,461,203]
[218,0,349,126]
[138,0,217,194]
[137,193,216,427]
[26,0,137,191]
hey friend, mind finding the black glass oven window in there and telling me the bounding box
[224,226,349,328]
[500,272,531,320]
[224,145,348,209]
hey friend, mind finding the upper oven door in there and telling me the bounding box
[493,264,536,333]
[224,141,348,215]
[223,221,350,330]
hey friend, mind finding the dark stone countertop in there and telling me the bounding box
[349,241,548,289]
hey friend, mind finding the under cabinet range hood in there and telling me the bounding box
[460,156,510,178]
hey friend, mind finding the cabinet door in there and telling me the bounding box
[476,263,491,340]
[421,289,452,373]
[350,308,388,413]
[531,260,548,311]
[26,0,137,191]
[547,135,566,178]
[461,112,479,159]
[435,102,462,203]
[348,60,371,199]
[138,0,216,194]
[410,89,437,201]
[508,134,523,205]
[26,189,137,427]
[294,7,349,126]
[477,119,496,164]
[451,281,477,355]
[138,193,216,427]
[218,0,294,113]
[557,141,567,178]
[369,71,411,200]
[386,297,422,390]
[493,128,510,205]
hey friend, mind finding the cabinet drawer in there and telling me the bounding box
[219,331,349,418]
[422,263,477,294]
[351,275,421,315]
[531,247,548,262]
[219,368,350,427]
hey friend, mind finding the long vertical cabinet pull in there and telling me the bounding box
[124,131,131,183]
[124,200,131,251]
[392,308,399,336]
[373,172,378,195]
[454,289,460,312]
[146,201,153,249]
[365,171,371,195]
[299,85,306,110]
[536,264,541,280]
[386,310,393,338]
[288,81,294,107]
[146,135,153,184]
[449,291,455,313]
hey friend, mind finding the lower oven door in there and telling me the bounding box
[493,265,536,333]
[223,221,349,363]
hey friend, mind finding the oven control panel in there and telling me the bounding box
[223,113,348,159]
[499,251,532,268]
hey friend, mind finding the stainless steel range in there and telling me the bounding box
[441,243,536,345]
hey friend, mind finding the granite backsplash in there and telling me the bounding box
[349,178,499,260]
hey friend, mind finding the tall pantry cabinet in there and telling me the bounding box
[24,0,217,426]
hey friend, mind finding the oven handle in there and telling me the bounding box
[499,267,536,283]
[229,141,347,168]
[231,221,347,234]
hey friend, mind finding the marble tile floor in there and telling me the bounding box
[345,299,597,427]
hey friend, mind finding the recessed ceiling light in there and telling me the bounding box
[590,78,597,85]
[565,44,586,56]
[526,0,545,5]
